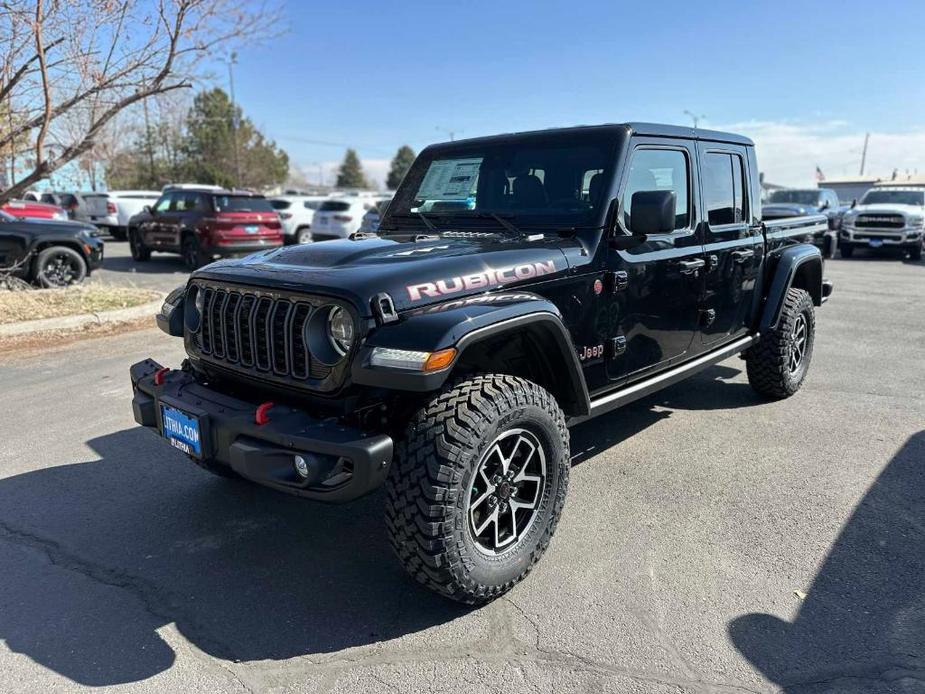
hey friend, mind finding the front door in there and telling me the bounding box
[696,145,763,345]
[604,140,705,382]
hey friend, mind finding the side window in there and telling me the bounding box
[153,195,172,213]
[702,152,746,226]
[622,148,690,231]
[193,194,210,212]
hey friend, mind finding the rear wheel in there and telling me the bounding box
[746,287,815,399]
[839,243,854,259]
[34,246,87,287]
[385,374,570,604]
[129,228,150,261]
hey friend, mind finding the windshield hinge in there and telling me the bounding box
[371,292,399,325]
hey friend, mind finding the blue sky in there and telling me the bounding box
[219,0,925,187]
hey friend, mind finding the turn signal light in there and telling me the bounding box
[423,348,457,372]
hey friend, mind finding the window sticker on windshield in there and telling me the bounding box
[416,158,482,201]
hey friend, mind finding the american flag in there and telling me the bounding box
[815,165,825,182]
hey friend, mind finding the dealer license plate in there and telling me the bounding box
[868,239,884,248]
[161,404,202,457]
[244,224,259,233]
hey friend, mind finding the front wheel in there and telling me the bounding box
[909,241,923,262]
[34,246,87,287]
[129,228,150,261]
[840,243,854,259]
[746,288,815,399]
[182,235,205,270]
[385,374,570,604]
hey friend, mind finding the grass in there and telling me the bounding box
[0,285,162,325]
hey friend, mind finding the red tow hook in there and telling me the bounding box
[255,401,275,426]
[153,367,170,386]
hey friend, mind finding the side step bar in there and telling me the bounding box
[570,334,759,426]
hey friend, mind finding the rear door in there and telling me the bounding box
[697,144,763,346]
[605,139,705,382]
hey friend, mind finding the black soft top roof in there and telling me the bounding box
[426,122,754,150]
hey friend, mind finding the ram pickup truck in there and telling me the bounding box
[838,186,924,260]
[761,188,842,257]
[131,123,833,604]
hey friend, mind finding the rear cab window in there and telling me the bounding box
[702,152,747,226]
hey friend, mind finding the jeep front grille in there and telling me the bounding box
[191,284,334,386]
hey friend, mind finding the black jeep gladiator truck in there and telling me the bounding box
[131,123,833,604]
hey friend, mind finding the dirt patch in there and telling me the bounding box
[0,285,162,324]
[0,317,155,357]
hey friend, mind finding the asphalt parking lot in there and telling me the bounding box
[1,254,923,693]
[88,236,191,293]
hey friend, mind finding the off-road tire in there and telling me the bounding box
[909,242,922,262]
[840,244,854,259]
[746,287,815,399]
[385,374,570,604]
[34,246,87,287]
[129,228,150,261]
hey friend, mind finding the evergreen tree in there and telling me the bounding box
[386,145,416,190]
[336,149,368,188]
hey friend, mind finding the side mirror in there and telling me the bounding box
[629,190,676,235]
[850,199,857,209]
[143,205,152,213]
[820,200,830,210]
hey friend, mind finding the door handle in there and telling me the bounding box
[678,259,706,275]
[732,249,755,264]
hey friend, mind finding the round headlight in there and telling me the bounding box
[327,306,354,355]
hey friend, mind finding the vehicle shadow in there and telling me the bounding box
[0,361,765,687]
[728,431,925,691]
[571,363,760,465]
[0,427,470,686]
[102,252,188,275]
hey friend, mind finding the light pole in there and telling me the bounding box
[436,126,461,142]
[683,110,706,129]
[226,52,241,187]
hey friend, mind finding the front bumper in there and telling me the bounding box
[840,227,922,247]
[86,241,104,271]
[129,359,393,503]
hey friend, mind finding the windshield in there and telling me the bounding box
[767,190,820,205]
[859,189,925,206]
[212,195,274,213]
[385,129,620,230]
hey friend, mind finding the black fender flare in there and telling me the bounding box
[760,244,823,332]
[351,292,591,416]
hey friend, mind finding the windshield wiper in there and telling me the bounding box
[475,211,522,236]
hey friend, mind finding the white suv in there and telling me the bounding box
[311,197,380,240]
[268,195,328,244]
[80,190,162,240]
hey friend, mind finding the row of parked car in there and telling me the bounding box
[761,183,924,261]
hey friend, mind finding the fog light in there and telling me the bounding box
[294,455,309,478]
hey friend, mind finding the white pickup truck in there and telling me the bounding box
[80,191,162,240]
[839,186,924,260]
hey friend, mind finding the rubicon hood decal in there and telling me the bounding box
[407,260,557,301]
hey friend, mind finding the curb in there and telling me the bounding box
[0,296,165,338]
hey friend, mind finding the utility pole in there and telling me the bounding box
[683,110,706,129]
[436,126,461,141]
[859,132,869,176]
[227,52,241,187]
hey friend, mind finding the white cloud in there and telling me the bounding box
[295,158,390,190]
[718,120,925,186]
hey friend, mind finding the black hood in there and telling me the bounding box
[192,234,582,315]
